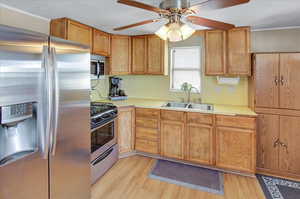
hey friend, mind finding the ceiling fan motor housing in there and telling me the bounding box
[159,0,190,10]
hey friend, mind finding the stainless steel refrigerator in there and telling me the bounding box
[0,25,91,199]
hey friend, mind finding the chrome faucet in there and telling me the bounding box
[180,82,199,104]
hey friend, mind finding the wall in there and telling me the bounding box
[91,33,249,106]
[252,28,300,52]
[0,4,49,34]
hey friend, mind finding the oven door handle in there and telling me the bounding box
[92,148,114,166]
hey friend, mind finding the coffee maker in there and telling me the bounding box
[109,77,128,101]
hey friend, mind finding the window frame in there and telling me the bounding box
[169,46,202,93]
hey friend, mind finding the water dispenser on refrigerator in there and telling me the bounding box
[0,102,38,166]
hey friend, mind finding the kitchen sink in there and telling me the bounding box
[187,103,214,111]
[162,102,214,111]
[162,102,189,108]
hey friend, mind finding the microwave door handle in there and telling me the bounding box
[50,47,60,156]
[97,61,101,79]
[40,45,52,159]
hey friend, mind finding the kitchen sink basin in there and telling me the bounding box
[162,102,214,111]
[187,103,214,111]
[162,102,189,108]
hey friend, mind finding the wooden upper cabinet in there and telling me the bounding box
[147,35,167,75]
[118,107,135,154]
[256,114,280,171]
[131,36,147,74]
[50,18,92,47]
[205,27,251,76]
[279,53,300,110]
[186,124,214,165]
[254,54,279,108]
[279,116,300,175]
[92,29,110,56]
[227,27,251,75]
[205,30,226,75]
[216,127,256,173]
[110,35,131,75]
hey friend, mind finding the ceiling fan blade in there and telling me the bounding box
[114,19,161,31]
[117,0,169,14]
[191,0,250,11]
[187,16,235,30]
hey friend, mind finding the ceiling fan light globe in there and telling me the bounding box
[180,24,195,40]
[155,25,169,40]
[167,29,182,42]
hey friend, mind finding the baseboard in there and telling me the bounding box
[119,151,137,159]
[136,151,256,178]
[256,168,300,181]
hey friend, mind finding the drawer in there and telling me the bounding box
[216,115,256,129]
[161,110,185,122]
[136,127,158,141]
[187,112,213,125]
[136,108,160,119]
[135,139,158,154]
[136,118,158,129]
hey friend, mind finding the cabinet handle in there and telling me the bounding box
[274,76,279,86]
[280,142,289,153]
[280,76,284,86]
[273,138,280,148]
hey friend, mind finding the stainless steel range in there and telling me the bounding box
[90,102,118,184]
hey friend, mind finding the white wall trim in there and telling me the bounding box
[252,26,300,32]
[0,3,50,22]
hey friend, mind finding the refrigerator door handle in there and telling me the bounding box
[50,47,60,156]
[41,45,52,159]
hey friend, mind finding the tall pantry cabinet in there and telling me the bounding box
[253,53,300,179]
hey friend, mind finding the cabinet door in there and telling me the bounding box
[205,30,226,75]
[279,116,300,175]
[132,36,147,74]
[110,35,131,75]
[161,120,185,159]
[118,107,135,154]
[67,20,92,47]
[147,35,165,75]
[280,53,300,110]
[255,54,279,108]
[186,124,214,165]
[256,114,279,171]
[216,127,255,173]
[227,27,251,76]
[92,29,110,56]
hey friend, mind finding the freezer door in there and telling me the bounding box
[0,26,49,199]
[49,37,91,199]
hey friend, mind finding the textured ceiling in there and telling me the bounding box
[0,0,300,35]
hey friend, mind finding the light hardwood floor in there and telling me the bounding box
[92,155,265,199]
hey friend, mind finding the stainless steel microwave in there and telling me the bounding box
[91,54,106,79]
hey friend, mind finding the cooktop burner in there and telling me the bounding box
[90,102,116,117]
[90,102,118,129]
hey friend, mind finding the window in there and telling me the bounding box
[170,47,201,92]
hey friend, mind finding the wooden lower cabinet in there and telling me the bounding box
[256,114,280,171]
[134,108,160,155]
[160,120,185,160]
[216,127,256,173]
[279,116,300,175]
[117,107,135,154]
[186,124,214,165]
[256,113,300,178]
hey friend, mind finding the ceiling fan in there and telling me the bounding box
[114,0,250,42]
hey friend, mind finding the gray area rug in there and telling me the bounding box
[149,159,224,195]
[256,174,300,199]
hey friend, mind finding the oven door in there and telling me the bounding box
[91,120,117,161]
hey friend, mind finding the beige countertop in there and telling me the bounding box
[95,98,257,116]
